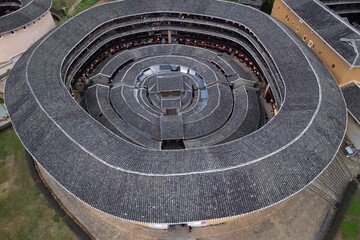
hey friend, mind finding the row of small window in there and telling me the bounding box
[0,13,47,39]
[0,25,26,38]
[283,11,337,69]
[284,14,315,49]
[301,33,335,68]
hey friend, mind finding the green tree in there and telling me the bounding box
[261,0,275,14]
[5,69,10,77]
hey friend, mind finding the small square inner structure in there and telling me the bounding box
[157,73,184,93]
[160,115,184,140]
[161,96,181,110]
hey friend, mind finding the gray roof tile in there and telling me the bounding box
[5,0,347,224]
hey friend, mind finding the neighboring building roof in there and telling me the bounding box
[0,0,52,35]
[342,82,360,124]
[5,0,347,224]
[283,0,360,67]
[319,0,360,15]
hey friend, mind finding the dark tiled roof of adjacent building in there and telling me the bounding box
[284,0,360,66]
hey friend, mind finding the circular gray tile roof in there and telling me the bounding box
[5,0,347,224]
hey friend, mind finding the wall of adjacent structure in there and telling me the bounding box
[271,0,360,86]
[346,114,360,149]
[34,147,354,240]
[37,156,273,233]
[0,11,55,65]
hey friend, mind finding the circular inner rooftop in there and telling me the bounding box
[6,0,347,224]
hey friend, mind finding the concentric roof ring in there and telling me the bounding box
[6,0,347,224]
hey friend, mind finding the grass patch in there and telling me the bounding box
[0,98,4,104]
[346,189,360,216]
[0,128,15,184]
[0,160,8,184]
[52,0,100,23]
[341,220,359,240]
[0,128,79,239]
[53,213,61,223]
[75,0,100,14]
[338,184,360,239]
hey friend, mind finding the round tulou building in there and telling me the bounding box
[0,0,55,75]
[5,0,352,238]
